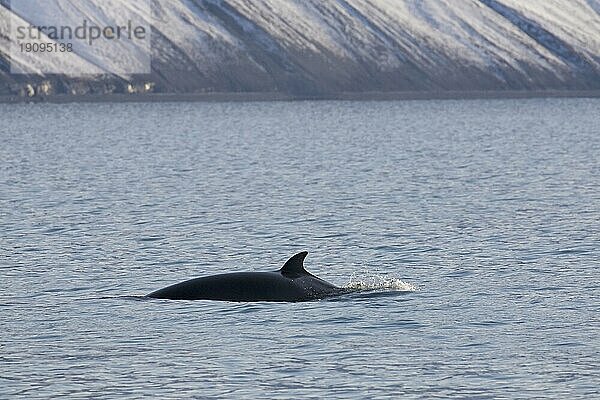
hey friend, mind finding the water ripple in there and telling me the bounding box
[1,98,599,399]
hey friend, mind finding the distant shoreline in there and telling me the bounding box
[1,90,600,104]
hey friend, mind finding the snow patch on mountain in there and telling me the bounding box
[1,0,599,95]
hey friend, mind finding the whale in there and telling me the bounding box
[147,251,347,302]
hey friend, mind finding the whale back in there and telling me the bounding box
[148,251,346,302]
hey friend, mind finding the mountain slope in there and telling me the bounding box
[1,0,599,97]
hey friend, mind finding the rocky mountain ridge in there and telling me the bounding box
[1,0,599,98]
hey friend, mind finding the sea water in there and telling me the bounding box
[1,98,598,398]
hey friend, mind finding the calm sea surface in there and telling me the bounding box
[1,98,599,399]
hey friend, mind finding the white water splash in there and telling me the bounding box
[343,273,418,292]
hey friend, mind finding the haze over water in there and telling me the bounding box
[1,98,598,398]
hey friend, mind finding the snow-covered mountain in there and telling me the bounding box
[1,0,599,97]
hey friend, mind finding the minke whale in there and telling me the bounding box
[147,251,347,302]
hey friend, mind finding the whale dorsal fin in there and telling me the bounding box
[280,251,308,275]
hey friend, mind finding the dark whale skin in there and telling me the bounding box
[147,252,346,302]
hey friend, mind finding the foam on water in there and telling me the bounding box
[343,273,418,292]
